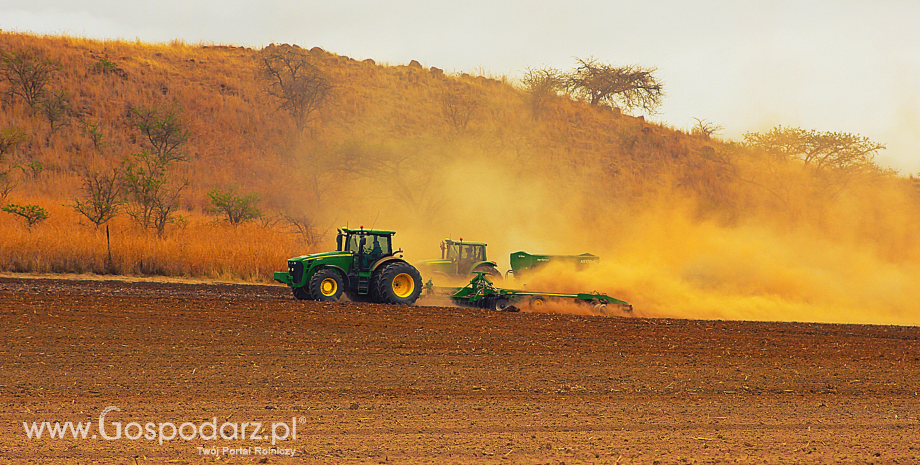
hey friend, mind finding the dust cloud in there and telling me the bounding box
[518,204,920,326]
[302,141,920,327]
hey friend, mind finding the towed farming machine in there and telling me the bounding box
[425,272,632,314]
[507,251,600,279]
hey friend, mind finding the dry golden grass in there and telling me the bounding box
[0,196,311,282]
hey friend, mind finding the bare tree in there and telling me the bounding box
[335,140,442,218]
[259,45,334,132]
[0,49,59,111]
[566,57,664,114]
[0,171,16,202]
[71,168,124,228]
[690,118,724,140]
[0,128,25,201]
[440,83,479,135]
[520,66,565,120]
[280,213,330,247]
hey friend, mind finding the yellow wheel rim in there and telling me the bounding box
[320,277,338,296]
[392,273,415,298]
[533,298,545,307]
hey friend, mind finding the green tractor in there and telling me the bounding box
[416,238,503,283]
[274,227,423,305]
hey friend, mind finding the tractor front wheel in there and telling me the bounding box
[309,268,344,301]
[292,287,312,301]
[374,262,423,305]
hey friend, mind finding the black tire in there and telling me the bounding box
[309,268,344,302]
[292,287,312,301]
[472,265,503,282]
[373,261,423,305]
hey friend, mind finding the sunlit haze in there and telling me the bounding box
[1,0,917,172]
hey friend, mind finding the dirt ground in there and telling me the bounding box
[1,275,918,464]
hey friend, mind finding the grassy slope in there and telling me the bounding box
[1,32,917,287]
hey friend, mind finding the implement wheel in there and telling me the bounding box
[374,262,423,305]
[309,268,344,302]
[529,295,548,309]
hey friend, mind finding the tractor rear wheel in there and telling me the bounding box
[309,268,344,302]
[373,262,423,305]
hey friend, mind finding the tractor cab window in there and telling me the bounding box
[346,233,392,257]
[460,245,483,262]
[445,243,460,262]
[344,234,362,253]
[367,236,391,257]
[470,245,484,261]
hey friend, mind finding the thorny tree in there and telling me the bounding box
[440,83,479,135]
[741,126,888,211]
[566,57,664,114]
[259,45,334,132]
[520,66,565,120]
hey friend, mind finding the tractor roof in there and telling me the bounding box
[443,239,487,247]
[341,227,396,235]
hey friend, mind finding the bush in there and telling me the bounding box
[206,187,261,225]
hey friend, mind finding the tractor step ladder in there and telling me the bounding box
[357,271,372,293]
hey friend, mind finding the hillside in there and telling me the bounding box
[1,32,919,325]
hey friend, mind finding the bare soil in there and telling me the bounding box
[1,276,918,464]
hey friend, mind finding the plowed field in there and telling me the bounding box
[1,276,918,464]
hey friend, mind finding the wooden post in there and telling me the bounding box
[106,225,113,273]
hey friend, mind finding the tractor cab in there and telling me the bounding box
[337,227,395,271]
[442,239,487,275]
